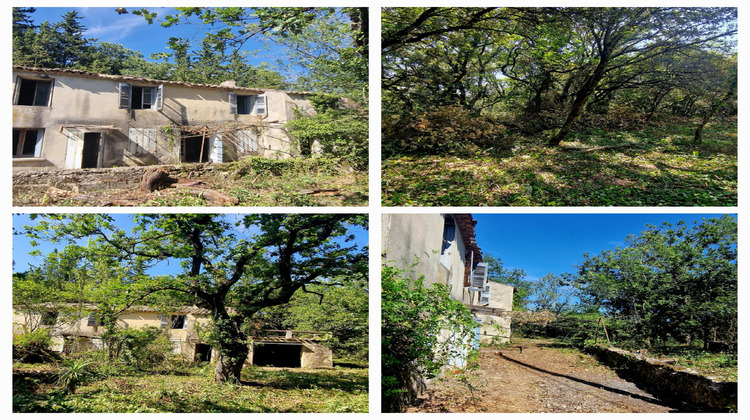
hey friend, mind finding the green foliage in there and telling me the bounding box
[578,216,737,349]
[286,99,369,170]
[19,214,368,384]
[381,263,478,412]
[103,327,174,370]
[13,329,57,363]
[382,105,513,157]
[382,122,737,206]
[13,362,367,413]
[256,281,368,362]
[56,359,94,394]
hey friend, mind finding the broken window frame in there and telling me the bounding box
[14,76,53,106]
[12,128,44,158]
[161,314,187,329]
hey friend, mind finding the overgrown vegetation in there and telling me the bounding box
[13,156,368,207]
[13,360,368,413]
[381,263,478,413]
[382,7,736,206]
[383,122,736,206]
[507,216,737,381]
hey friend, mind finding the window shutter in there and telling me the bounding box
[33,130,44,157]
[160,314,168,328]
[119,83,132,109]
[87,313,98,327]
[469,262,489,291]
[154,84,164,111]
[209,136,223,163]
[228,92,238,114]
[254,95,267,116]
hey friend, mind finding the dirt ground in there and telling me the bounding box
[406,338,684,413]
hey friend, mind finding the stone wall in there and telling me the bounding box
[586,345,737,412]
[12,164,224,196]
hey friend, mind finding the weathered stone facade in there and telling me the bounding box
[13,66,314,171]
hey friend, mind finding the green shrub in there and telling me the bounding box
[383,105,512,157]
[381,263,478,412]
[13,329,57,363]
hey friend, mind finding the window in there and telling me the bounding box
[170,315,187,329]
[119,83,163,110]
[440,215,456,269]
[161,314,187,329]
[15,77,52,106]
[87,313,100,327]
[128,128,158,154]
[13,129,43,158]
[41,311,58,326]
[229,92,267,116]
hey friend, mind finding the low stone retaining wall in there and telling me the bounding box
[12,164,223,196]
[586,345,737,412]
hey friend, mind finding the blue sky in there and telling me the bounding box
[12,213,369,275]
[473,213,736,281]
[23,7,280,68]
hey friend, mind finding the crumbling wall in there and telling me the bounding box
[586,345,737,412]
[12,164,225,196]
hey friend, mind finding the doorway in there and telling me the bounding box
[194,343,212,362]
[182,136,210,163]
[81,132,101,168]
[253,343,302,368]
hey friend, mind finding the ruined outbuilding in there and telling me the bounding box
[12,66,315,171]
[12,305,333,369]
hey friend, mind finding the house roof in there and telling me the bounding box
[13,65,291,95]
[454,214,482,263]
[13,303,220,316]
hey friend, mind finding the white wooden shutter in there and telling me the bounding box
[154,84,163,111]
[33,130,44,157]
[209,136,223,163]
[469,262,489,291]
[237,130,259,153]
[129,128,157,153]
[160,314,168,328]
[64,130,82,169]
[119,82,132,109]
[254,95,267,116]
[228,92,238,114]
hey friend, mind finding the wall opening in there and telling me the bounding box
[181,136,209,163]
[194,343,212,362]
[81,132,101,168]
[253,343,302,368]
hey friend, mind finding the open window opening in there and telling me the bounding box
[13,129,43,158]
[16,77,52,106]
[253,343,302,368]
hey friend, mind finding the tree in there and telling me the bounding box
[545,7,737,146]
[528,272,577,315]
[134,7,367,101]
[577,216,737,348]
[21,213,368,384]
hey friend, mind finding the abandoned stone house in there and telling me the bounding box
[381,213,515,354]
[12,66,316,171]
[12,305,333,369]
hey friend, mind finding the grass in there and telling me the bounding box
[13,362,369,413]
[382,122,736,206]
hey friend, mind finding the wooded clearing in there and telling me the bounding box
[381,7,737,207]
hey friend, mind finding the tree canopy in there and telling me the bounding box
[382,7,737,151]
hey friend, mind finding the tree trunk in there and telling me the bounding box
[210,308,249,384]
[548,45,611,146]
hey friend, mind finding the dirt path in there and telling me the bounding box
[406,339,683,413]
